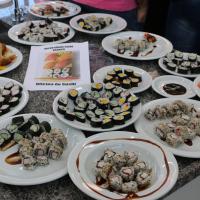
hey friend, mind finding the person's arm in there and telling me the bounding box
[136,0,148,23]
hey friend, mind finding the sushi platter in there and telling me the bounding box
[29,1,81,19]
[0,113,85,185]
[53,83,141,132]
[0,43,23,75]
[102,31,173,60]
[70,13,127,34]
[159,51,200,78]
[93,65,152,93]
[135,98,200,158]
[68,131,178,200]
[0,77,29,120]
[8,19,75,46]
[152,75,196,98]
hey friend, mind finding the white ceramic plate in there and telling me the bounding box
[152,75,196,98]
[69,13,127,35]
[135,98,200,158]
[8,21,75,46]
[102,31,173,60]
[68,131,178,200]
[0,113,85,185]
[159,56,199,78]
[53,84,141,132]
[93,65,152,93]
[193,76,200,98]
[29,1,81,19]
[0,77,29,120]
[0,45,23,75]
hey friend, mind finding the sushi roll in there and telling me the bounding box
[181,61,190,69]
[114,67,123,74]
[19,145,33,157]
[113,107,122,114]
[6,124,18,134]
[9,97,19,107]
[112,153,126,168]
[118,97,126,106]
[74,106,85,113]
[107,70,116,77]
[33,142,48,156]
[136,171,151,188]
[130,78,140,87]
[102,118,113,129]
[133,72,142,82]
[122,181,138,193]
[90,117,102,127]
[122,79,131,89]
[12,116,24,125]
[121,103,131,112]
[110,100,119,108]
[188,53,197,62]
[4,82,14,90]
[0,96,5,107]
[11,89,22,98]
[163,57,172,65]
[0,129,11,141]
[13,131,24,143]
[105,83,115,91]
[155,123,172,140]
[173,58,182,66]
[105,17,113,25]
[124,69,134,77]
[120,90,131,99]
[0,104,10,114]
[118,73,127,81]
[91,83,103,92]
[97,98,109,109]
[133,161,147,173]
[113,115,125,125]
[111,81,121,87]
[48,143,63,160]
[191,63,200,74]
[120,166,135,181]
[81,92,92,101]
[58,105,66,115]
[96,160,112,179]
[40,121,51,132]
[102,91,113,99]
[177,66,188,74]
[95,109,105,117]
[58,97,68,107]
[68,89,78,100]
[104,75,114,83]
[166,132,183,147]
[22,155,36,170]
[175,126,196,140]
[167,62,177,71]
[88,103,97,111]
[105,110,115,117]
[75,112,86,123]
[128,96,140,106]
[91,91,101,99]
[77,18,85,28]
[174,50,183,59]
[108,175,123,191]
[28,115,40,125]
[36,156,49,166]
[120,111,132,121]
[77,101,88,109]
[86,110,96,120]
[65,110,75,121]
[30,124,42,136]
[103,149,116,162]
[124,151,138,166]
[2,90,11,100]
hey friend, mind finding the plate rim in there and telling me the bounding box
[8,21,75,46]
[69,13,127,35]
[28,1,81,19]
[0,77,29,120]
[0,45,23,75]
[52,84,142,132]
[67,131,178,200]
[135,97,200,158]
[0,113,85,185]
[152,75,196,98]
[102,31,173,60]
[93,64,152,93]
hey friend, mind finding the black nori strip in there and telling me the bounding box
[64,110,75,121]
[40,121,51,132]
[18,121,32,132]
[28,115,40,125]
[12,116,25,125]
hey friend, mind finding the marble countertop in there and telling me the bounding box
[0,13,200,200]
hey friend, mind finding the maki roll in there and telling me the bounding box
[58,105,66,115]
[124,69,134,77]
[166,132,183,147]
[11,89,22,98]
[0,96,5,107]
[133,72,142,82]
[6,124,18,134]
[74,105,85,113]
[136,171,151,188]
[118,73,127,81]
[12,116,24,125]
[110,100,119,108]
[120,90,131,99]
[167,62,176,71]
[188,53,197,62]
[118,97,126,106]
[104,75,114,83]
[128,95,140,106]
[122,181,138,193]
[95,109,105,117]
[77,18,85,28]
[120,166,135,181]
[30,124,42,136]
[107,70,116,77]
[40,121,51,132]
[4,82,14,90]
[36,156,49,166]
[120,111,132,120]
[68,89,78,100]
[81,92,92,101]
[177,66,188,74]
[174,50,183,59]
[91,117,102,127]
[77,101,88,110]
[113,115,125,125]
[181,61,190,69]
[48,144,63,160]
[2,90,11,100]
[75,112,86,123]
[13,131,24,143]
[9,97,19,107]
[33,142,48,156]
[108,175,123,191]
[86,110,96,120]
[97,98,110,109]
[102,118,113,129]
[0,104,10,114]
[105,110,115,117]
[28,115,40,125]
[121,103,131,112]
[113,67,122,74]
[112,81,121,87]
[91,91,101,99]
[91,83,103,92]
[105,83,115,91]
[122,79,131,89]
[130,78,140,87]
[22,155,36,170]
[58,97,68,107]
[88,103,97,111]
[113,107,122,114]
[102,91,113,99]
[65,110,75,121]
[191,63,200,74]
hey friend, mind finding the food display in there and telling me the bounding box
[0,43,16,68]
[17,19,70,43]
[145,100,200,147]
[95,149,152,193]
[77,15,113,31]
[103,66,142,89]
[56,83,140,129]
[1,115,67,170]
[0,81,23,116]
[113,33,157,57]
[162,50,200,75]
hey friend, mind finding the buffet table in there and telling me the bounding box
[0,10,200,200]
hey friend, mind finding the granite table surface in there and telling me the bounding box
[0,13,200,200]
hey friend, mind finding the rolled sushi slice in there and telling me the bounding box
[58,97,68,107]
[113,67,123,74]
[120,111,132,121]
[91,91,101,99]
[33,142,48,156]
[177,66,188,74]
[166,132,183,147]
[0,104,10,114]
[113,87,123,97]
[107,70,116,77]
[102,118,113,129]
[48,143,63,160]
[155,123,174,140]
[95,109,105,117]
[68,89,78,100]
[118,73,127,81]
[133,72,142,82]
[111,81,121,87]
[0,129,11,142]
[113,107,122,115]
[11,89,22,98]
[133,160,147,173]
[118,97,126,106]
[86,110,96,120]
[110,100,119,108]
[120,90,131,99]
[28,115,40,125]
[22,155,37,170]
[103,149,116,163]
[9,97,19,107]
[136,171,152,188]
[121,103,132,112]
[81,92,92,101]
[91,117,102,127]
[122,181,138,193]
[120,166,135,181]
[40,121,51,132]
[105,110,115,117]
[124,151,138,166]
[58,105,66,115]
[104,75,114,83]
[113,115,125,125]
[75,112,86,123]
[87,103,97,111]
[0,96,5,107]
[128,95,140,106]
[2,89,11,100]
[105,82,115,91]
[12,116,25,125]
[124,69,134,77]
[91,83,103,92]
[30,124,43,136]
[65,110,75,121]
[102,91,113,99]
[122,79,131,89]
[112,153,126,168]
[4,81,14,90]
[36,156,49,166]
[97,98,110,109]
[108,174,123,191]
[74,105,85,113]
[188,53,197,62]
[167,62,177,71]
[13,131,24,143]
[175,126,196,140]
[174,50,183,59]
[96,160,112,179]
[130,78,140,87]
